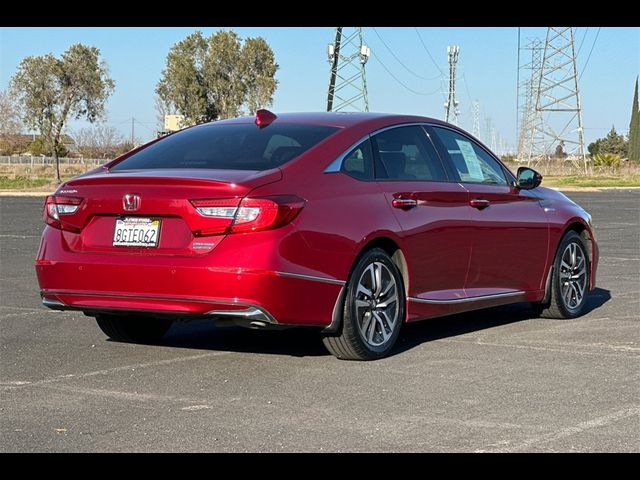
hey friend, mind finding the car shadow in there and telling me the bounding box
[156,288,611,359]
[162,320,329,357]
[393,287,611,355]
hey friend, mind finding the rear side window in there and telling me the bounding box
[111,124,339,171]
[371,126,447,181]
[341,139,374,180]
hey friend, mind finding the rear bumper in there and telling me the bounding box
[35,227,344,326]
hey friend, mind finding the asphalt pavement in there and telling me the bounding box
[1,190,638,452]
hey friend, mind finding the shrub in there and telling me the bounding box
[592,152,621,168]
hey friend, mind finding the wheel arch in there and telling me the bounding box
[324,234,409,333]
[542,218,595,304]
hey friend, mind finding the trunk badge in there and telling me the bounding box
[123,194,141,211]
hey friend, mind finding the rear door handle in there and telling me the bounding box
[392,198,418,209]
[469,198,490,209]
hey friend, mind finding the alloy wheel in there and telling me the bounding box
[354,261,400,347]
[559,242,587,311]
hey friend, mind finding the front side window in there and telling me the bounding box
[111,123,339,171]
[371,126,447,181]
[431,127,508,185]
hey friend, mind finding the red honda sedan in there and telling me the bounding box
[35,111,598,360]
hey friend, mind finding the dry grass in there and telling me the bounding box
[503,159,640,187]
[1,160,639,190]
[0,164,96,191]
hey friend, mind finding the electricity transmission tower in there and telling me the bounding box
[528,27,586,168]
[326,27,370,112]
[444,45,460,124]
[472,101,481,139]
[517,38,544,161]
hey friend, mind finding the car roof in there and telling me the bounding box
[209,111,448,129]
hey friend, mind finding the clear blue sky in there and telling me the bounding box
[1,27,638,150]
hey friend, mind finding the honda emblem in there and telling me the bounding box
[123,194,141,212]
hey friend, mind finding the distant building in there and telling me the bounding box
[0,133,78,156]
[156,115,186,138]
[164,115,185,132]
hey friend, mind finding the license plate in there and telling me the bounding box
[113,217,161,247]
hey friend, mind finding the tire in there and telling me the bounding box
[95,314,173,344]
[536,231,590,319]
[322,248,405,360]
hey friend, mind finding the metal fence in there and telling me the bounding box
[0,156,109,166]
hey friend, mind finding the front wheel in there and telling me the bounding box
[95,314,173,344]
[536,231,590,319]
[322,248,405,360]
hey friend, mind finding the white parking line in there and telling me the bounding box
[42,384,212,408]
[1,351,233,390]
[479,406,640,452]
[439,338,640,357]
[0,234,41,238]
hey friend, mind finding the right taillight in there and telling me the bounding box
[190,195,305,236]
[43,196,83,231]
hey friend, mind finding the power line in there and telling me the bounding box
[370,49,442,96]
[414,28,445,76]
[371,27,441,81]
[579,27,602,81]
[461,72,473,104]
[576,27,589,58]
[326,27,370,112]
[516,27,521,143]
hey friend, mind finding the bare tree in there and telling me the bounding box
[0,89,24,154]
[154,94,175,133]
[71,124,126,159]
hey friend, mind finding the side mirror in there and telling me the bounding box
[516,167,542,190]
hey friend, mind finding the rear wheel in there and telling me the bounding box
[322,248,405,360]
[95,314,173,344]
[536,231,590,319]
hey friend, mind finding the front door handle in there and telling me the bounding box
[469,198,490,209]
[392,198,418,209]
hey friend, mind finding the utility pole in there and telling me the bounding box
[484,117,492,147]
[517,38,544,162]
[529,27,586,169]
[490,123,497,153]
[131,117,135,146]
[326,27,370,112]
[444,45,460,125]
[472,101,481,139]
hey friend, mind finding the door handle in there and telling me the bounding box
[469,198,490,209]
[392,198,418,209]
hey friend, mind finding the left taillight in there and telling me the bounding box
[190,195,305,236]
[43,195,83,230]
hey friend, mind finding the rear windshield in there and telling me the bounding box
[110,123,339,171]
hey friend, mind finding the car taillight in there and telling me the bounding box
[43,195,83,230]
[190,195,305,235]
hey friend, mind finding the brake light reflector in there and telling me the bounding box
[43,196,83,230]
[255,109,277,127]
[191,198,240,219]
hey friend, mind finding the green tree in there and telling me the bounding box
[204,31,246,120]
[27,136,68,157]
[156,32,212,126]
[10,44,114,182]
[241,37,279,113]
[554,141,567,159]
[587,126,628,158]
[157,30,278,125]
[629,76,640,162]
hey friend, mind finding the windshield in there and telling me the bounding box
[111,123,339,171]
